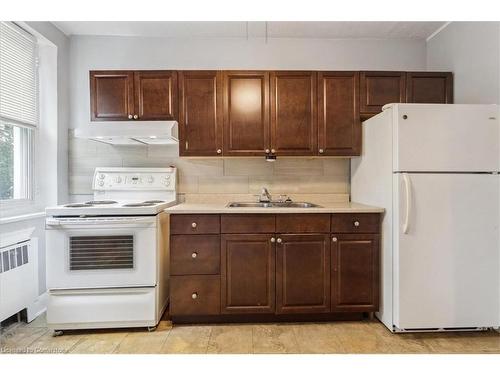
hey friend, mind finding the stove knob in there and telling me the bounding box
[98,180,104,187]
[99,173,105,179]
[148,176,154,184]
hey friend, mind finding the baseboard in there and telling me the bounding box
[27,291,48,322]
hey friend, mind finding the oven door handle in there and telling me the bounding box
[46,217,156,227]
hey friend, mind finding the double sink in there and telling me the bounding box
[227,201,322,208]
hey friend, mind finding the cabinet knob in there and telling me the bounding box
[133,114,139,120]
[270,237,276,243]
[332,237,338,242]
[271,149,276,154]
[191,222,197,228]
[191,292,198,300]
[128,114,133,119]
[353,221,360,227]
[265,149,270,154]
[191,252,198,259]
[216,149,222,154]
[277,238,282,243]
[319,148,324,154]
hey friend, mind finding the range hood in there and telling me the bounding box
[74,121,179,145]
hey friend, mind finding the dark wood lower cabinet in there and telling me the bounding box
[169,213,381,322]
[276,234,330,314]
[331,234,380,312]
[170,275,220,316]
[221,234,275,314]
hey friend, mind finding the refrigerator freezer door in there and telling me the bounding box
[393,104,499,172]
[393,173,499,330]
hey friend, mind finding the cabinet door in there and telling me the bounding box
[221,234,275,313]
[276,234,330,314]
[90,71,134,121]
[134,71,178,120]
[406,72,453,104]
[178,71,223,156]
[331,234,379,312]
[360,71,406,115]
[270,71,317,155]
[223,71,270,156]
[318,71,361,156]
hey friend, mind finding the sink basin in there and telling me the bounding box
[226,202,322,208]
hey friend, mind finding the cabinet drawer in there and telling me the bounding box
[170,214,220,234]
[331,214,380,233]
[170,275,220,316]
[221,214,275,233]
[171,235,220,275]
[276,214,330,233]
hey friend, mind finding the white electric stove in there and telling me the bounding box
[45,167,177,333]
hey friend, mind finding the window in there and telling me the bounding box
[0,22,37,202]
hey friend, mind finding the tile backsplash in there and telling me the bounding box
[68,131,350,202]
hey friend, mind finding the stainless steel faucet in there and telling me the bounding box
[258,187,272,203]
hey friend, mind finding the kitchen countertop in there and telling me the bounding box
[165,201,384,214]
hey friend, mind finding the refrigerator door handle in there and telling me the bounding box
[402,173,412,234]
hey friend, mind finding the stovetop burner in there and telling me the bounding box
[85,200,118,205]
[64,203,94,208]
[122,202,156,207]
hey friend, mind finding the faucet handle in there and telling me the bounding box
[278,194,288,203]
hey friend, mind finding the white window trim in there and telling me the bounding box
[0,22,39,212]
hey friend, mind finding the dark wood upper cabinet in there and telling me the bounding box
[331,234,380,312]
[406,72,453,104]
[276,234,331,314]
[134,71,178,120]
[221,234,275,314]
[90,69,453,157]
[90,70,178,121]
[270,71,317,155]
[178,71,223,156]
[90,71,135,121]
[360,71,406,115]
[223,71,270,156]
[318,71,361,156]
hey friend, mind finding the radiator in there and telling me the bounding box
[0,237,38,322]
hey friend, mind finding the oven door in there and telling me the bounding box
[46,216,157,289]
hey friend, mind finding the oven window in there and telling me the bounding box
[69,235,134,270]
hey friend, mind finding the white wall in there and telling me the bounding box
[427,22,500,104]
[70,35,426,129]
[28,22,70,204]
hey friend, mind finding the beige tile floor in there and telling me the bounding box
[1,313,500,354]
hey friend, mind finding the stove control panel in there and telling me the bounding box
[93,168,177,191]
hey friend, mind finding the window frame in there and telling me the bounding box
[0,22,38,210]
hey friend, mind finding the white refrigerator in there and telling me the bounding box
[351,104,500,332]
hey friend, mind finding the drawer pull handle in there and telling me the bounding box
[270,237,276,243]
[353,221,360,227]
[191,292,198,300]
[191,222,197,228]
[277,238,282,244]
[191,252,198,259]
[332,237,338,242]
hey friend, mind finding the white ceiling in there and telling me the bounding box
[52,21,446,40]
